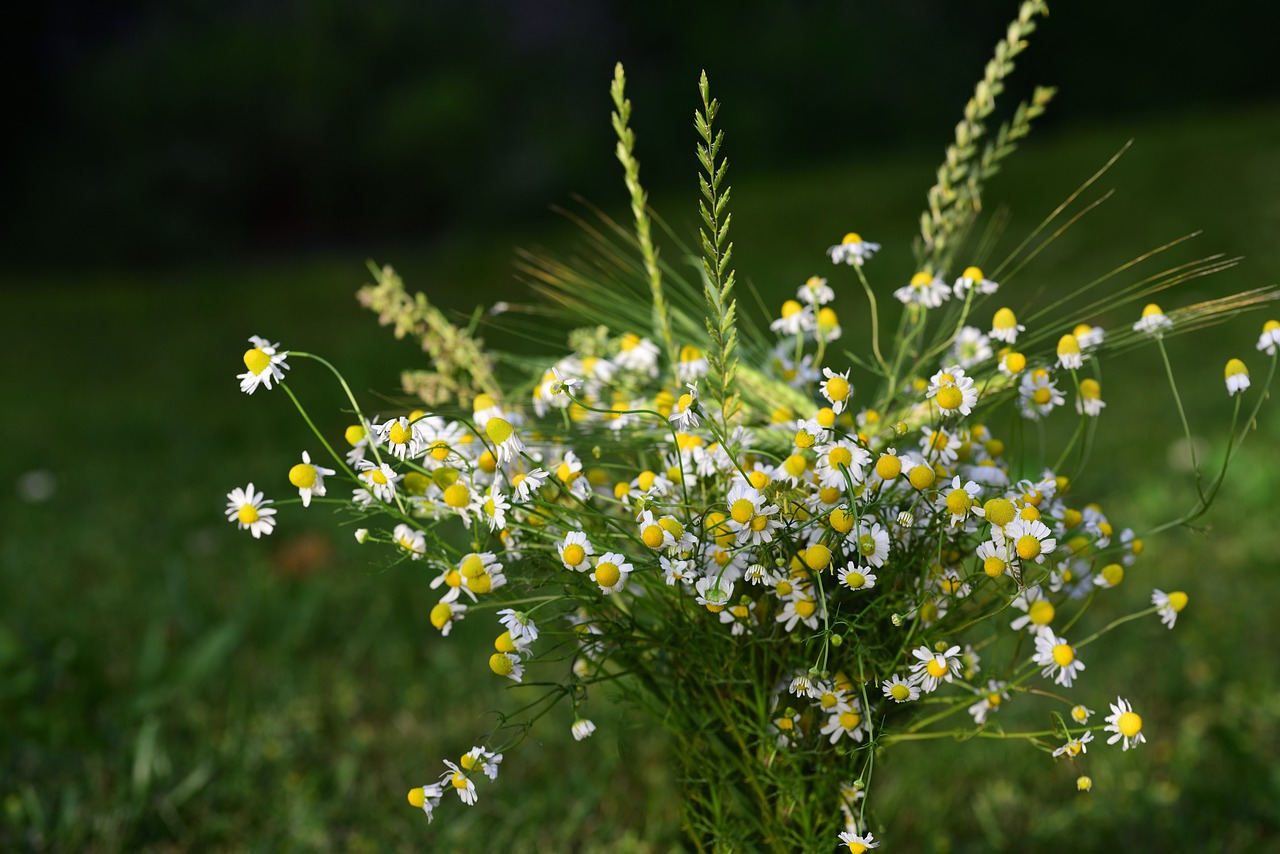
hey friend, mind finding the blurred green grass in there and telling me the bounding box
[3,102,1280,851]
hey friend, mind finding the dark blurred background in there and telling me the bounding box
[6,0,1277,270]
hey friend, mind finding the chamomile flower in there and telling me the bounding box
[488,650,525,682]
[909,644,962,692]
[571,719,597,741]
[406,782,444,821]
[827,232,880,266]
[776,595,822,632]
[1052,730,1094,759]
[837,830,879,853]
[820,367,854,413]
[355,460,401,504]
[497,608,539,644]
[851,522,890,567]
[288,451,335,507]
[999,351,1027,377]
[393,523,427,559]
[771,299,815,335]
[1151,589,1189,628]
[895,271,950,308]
[1002,516,1057,564]
[695,576,734,611]
[1073,323,1106,350]
[440,760,478,805]
[511,467,547,502]
[968,680,1009,724]
[1009,585,1055,633]
[951,326,993,368]
[1224,359,1250,395]
[1071,704,1095,725]
[928,367,979,417]
[1033,632,1085,687]
[559,531,594,572]
[837,563,877,591]
[990,307,1025,343]
[1257,319,1280,355]
[788,673,819,698]
[1057,334,1083,370]
[614,333,660,376]
[881,674,920,703]
[225,483,276,538]
[1019,369,1065,420]
[954,265,999,297]
[237,335,289,394]
[724,483,781,546]
[669,382,701,431]
[1076,378,1106,416]
[1133,303,1173,337]
[798,275,835,305]
[481,484,510,532]
[1104,696,1146,750]
[820,700,868,744]
[429,600,467,636]
[675,344,710,381]
[485,417,524,466]
[378,416,424,460]
[591,552,633,594]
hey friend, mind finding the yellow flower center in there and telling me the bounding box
[804,544,832,571]
[1052,644,1075,667]
[844,571,866,589]
[485,417,513,445]
[910,271,933,288]
[495,631,516,653]
[993,307,1016,329]
[1118,711,1142,737]
[890,684,911,701]
[775,580,793,597]
[946,488,973,517]
[467,572,492,594]
[816,407,836,427]
[795,430,816,449]
[983,498,1016,527]
[1003,352,1027,374]
[983,556,1006,577]
[876,454,901,479]
[1016,535,1042,560]
[747,470,770,490]
[828,447,853,468]
[1141,303,1163,318]
[641,525,666,549]
[926,658,948,678]
[242,347,271,375]
[430,602,451,629]
[817,307,838,330]
[407,787,426,808]
[784,454,808,478]
[288,463,316,489]
[562,543,586,566]
[237,504,258,525]
[794,599,816,618]
[908,465,936,490]
[369,470,388,486]
[404,472,430,495]
[1028,599,1055,626]
[962,266,984,281]
[987,693,1002,707]
[828,508,854,534]
[1058,334,1081,357]
[595,561,621,588]
[636,471,657,492]
[750,514,770,532]
[1167,591,1188,612]
[825,376,851,402]
[819,486,842,505]
[780,299,803,318]
[389,422,412,446]
[730,499,755,524]
[1080,378,1101,400]
[458,554,484,578]
[1225,358,1249,379]
[936,385,964,410]
[1033,388,1052,406]
[344,424,366,446]
[842,232,863,245]
[442,483,470,508]
[839,711,862,730]
[1101,563,1124,586]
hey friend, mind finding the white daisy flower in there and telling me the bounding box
[511,467,547,503]
[1256,319,1280,355]
[1033,632,1084,687]
[1073,323,1106,350]
[237,335,289,394]
[894,271,951,308]
[837,563,877,591]
[1224,359,1250,396]
[393,523,426,559]
[355,460,401,504]
[908,644,962,693]
[851,521,890,567]
[1002,516,1057,564]
[481,484,510,532]
[827,232,880,266]
[378,416,424,460]
[920,425,961,465]
[288,451,335,507]
[440,760,478,805]
[724,483,781,546]
[1071,704,1095,725]
[820,700,867,744]
[695,576,734,610]
[815,440,871,490]
[1104,696,1146,750]
[929,367,979,417]
[559,531,594,572]
[950,325,993,368]
[776,595,822,632]
[990,307,1025,343]
[819,366,854,413]
[496,608,538,645]
[637,509,677,551]
[1057,333,1084,370]
[676,345,710,381]
[591,552,633,594]
[881,674,920,703]
[1019,368,1065,420]
[953,265,999,297]
[797,275,835,306]
[571,719,597,741]
[771,299,815,335]
[1133,303,1173,337]
[968,680,1009,724]
[484,417,524,466]
[938,476,983,527]
[837,831,879,854]
[1076,378,1106,416]
[668,382,702,431]
[1009,585,1055,633]
[488,650,525,682]
[406,782,444,822]
[1151,588,1188,628]
[225,482,276,538]
[614,333,660,376]
[1052,730,1095,759]
[770,345,820,389]
[429,600,467,636]
[788,673,819,698]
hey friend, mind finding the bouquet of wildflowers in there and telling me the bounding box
[225,3,1279,850]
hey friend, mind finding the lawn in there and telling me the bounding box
[3,101,1279,851]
